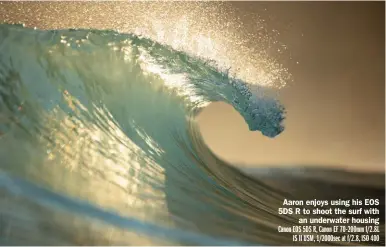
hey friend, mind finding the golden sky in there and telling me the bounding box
[198,2,385,173]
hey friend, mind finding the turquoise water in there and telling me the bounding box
[0,24,384,245]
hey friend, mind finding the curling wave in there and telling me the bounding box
[0,24,384,246]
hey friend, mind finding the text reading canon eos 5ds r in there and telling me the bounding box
[276,198,381,244]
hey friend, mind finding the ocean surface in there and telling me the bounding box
[0,24,384,246]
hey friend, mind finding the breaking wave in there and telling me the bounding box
[0,24,384,245]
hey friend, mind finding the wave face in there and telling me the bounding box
[0,24,384,246]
